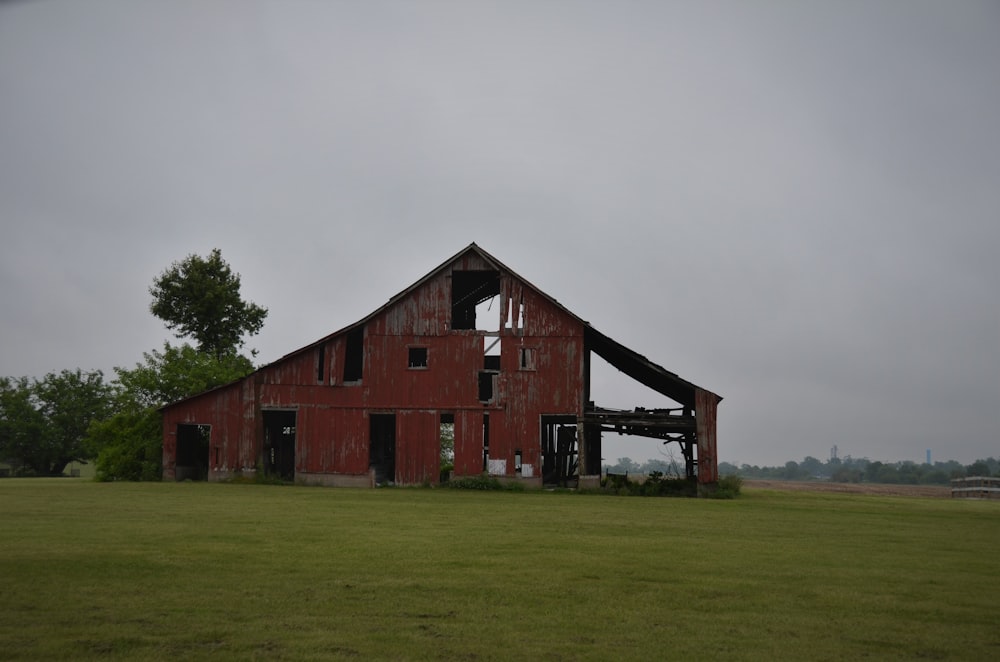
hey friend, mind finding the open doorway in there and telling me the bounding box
[176,424,210,481]
[370,413,396,485]
[541,415,577,487]
[440,413,454,483]
[262,410,296,481]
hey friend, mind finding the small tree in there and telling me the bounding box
[149,248,267,359]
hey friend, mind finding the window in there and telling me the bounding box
[451,270,500,330]
[343,326,364,382]
[519,347,537,370]
[478,371,495,403]
[408,347,428,368]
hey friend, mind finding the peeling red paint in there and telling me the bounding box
[161,244,720,488]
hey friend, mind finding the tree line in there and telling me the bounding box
[603,454,999,485]
[0,249,265,480]
[725,455,1000,484]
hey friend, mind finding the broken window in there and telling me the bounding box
[408,346,428,369]
[451,270,500,330]
[480,336,500,402]
[505,296,525,333]
[483,335,501,371]
[478,371,495,403]
[519,347,536,370]
[343,326,364,382]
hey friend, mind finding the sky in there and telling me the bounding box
[2,0,998,467]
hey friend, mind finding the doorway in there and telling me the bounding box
[541,416,578,487]
[262,410,296,481]
[175,424,210,481]
[369,413,396,485]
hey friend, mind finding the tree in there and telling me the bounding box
[114,342,254,409]
[88,343,255,481]
[966,460,991,477]
[0,377,45,474]
[0,370,113,475]
[149,248,267,358]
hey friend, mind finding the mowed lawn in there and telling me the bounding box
[1,480,998,661]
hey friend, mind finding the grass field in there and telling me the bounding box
[1,480,998,660]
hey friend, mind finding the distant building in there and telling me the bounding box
[160,244,722,489]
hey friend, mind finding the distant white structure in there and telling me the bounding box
[951,477,1000,500]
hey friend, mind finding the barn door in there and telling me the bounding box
[262,410,296,481]
[369,413,396,486]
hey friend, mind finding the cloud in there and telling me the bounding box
[1,0,997,465]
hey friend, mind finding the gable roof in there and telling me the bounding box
[162,243,720,410]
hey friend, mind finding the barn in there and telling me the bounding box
[160,243,722,489]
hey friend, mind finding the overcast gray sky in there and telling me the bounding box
[2,0,998,467]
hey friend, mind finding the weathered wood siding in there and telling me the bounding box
[161,246,720,487]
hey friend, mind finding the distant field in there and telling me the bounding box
[1,479,998,660]
[743,479,951,498]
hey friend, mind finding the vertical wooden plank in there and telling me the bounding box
[696,388,719,484]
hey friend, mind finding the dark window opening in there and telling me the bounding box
[176,424,210,481]
[478,371,495,403]
[408,346,428,368]
[317,345,326,382]
[343,326,364,382]
[480,335,500,401]
[370,413,396,486]
[262,410,296,481]
[451,270,500,330]
[519,347,536,370]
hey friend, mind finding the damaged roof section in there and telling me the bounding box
[584,326,717,409]
[159,242,722,488]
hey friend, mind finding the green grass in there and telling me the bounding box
[1,480,998,660]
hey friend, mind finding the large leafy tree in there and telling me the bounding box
[88,343,255,481]
[114,342,255,409]
[149,248,267,358]
[0,370,113,475]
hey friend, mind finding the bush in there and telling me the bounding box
[707,474,743,499]
[601,471,698,497]
[90,408,162,482]
[446,474,525,491]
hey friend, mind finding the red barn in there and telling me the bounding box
[161,243,721,489]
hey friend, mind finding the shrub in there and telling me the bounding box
[707,473,743,499]
[446,474,525,491]
[601,472,697,497]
